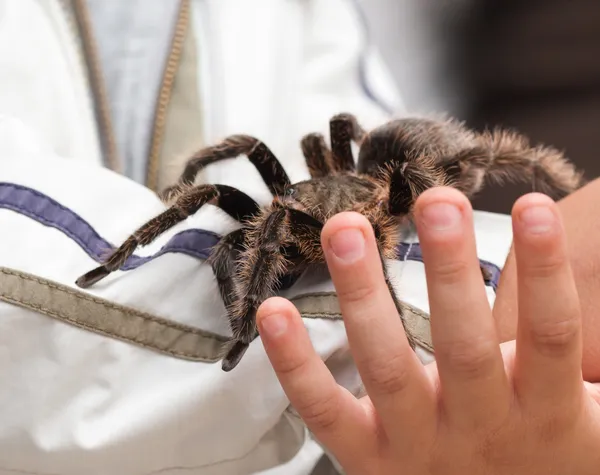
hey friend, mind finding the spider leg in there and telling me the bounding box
[207,228,246,311]
[204,215,315,374]
[160,135,291,202]
[387,157,447,216]
[222,340,252,371]
[75,185,260,288]
[438,147,491,197]
[477,129,585,198]
[329,113,366,172]
[208,227,259,373]
[220,242,308,373]
[300,133,335,178]
[221,207,324,371]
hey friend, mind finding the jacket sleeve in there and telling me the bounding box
[0,115,511,475]
[0,116,327,475]
[0,0,103,167]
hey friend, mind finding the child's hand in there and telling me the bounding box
[256,188,600,475]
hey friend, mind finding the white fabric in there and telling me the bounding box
[360,0,475,116]
[0,0,102,166]
[189,0,403,203]
[0,0,401,188]
[0,117,514,474]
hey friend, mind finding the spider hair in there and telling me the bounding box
[75,113,586,371]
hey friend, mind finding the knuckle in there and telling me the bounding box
[529,317,580,357]
[523,255,566,279]
[336,283,378,305]
[362,353,412,395]
[443,339,498,380]
[274,353,310,377]
[431,259,470,284]
[534,409,578,444]
[296,391,340,431]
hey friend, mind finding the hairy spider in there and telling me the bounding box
[75,113,585,371]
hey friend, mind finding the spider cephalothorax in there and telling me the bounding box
[75,113,585,371]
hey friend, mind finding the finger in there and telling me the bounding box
[256,296,377,467]
[414,187,510,429]
[584,382,600,406]
[321,212,435,442]
[512,193,583,412]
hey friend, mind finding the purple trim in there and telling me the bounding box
[396,242,500,291]
[0,182,500,289]
[0,183,219,270]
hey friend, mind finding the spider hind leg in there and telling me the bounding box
[479,129,585,198]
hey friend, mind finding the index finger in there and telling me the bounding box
[256,297,376,469]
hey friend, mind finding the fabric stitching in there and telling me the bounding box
[0,267,435,362]
[0,294,219,362]
[291,291,431,319]
[1,178,499,359]
[0,268,227,338]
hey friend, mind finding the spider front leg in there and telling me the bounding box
[160,135,291,202]
[222,207,324,371]
[386,156,447,216]
[329,113,367,172]
[75,184,260,288]
[208,228,255,372]
[208,228,246,312]
[301,133,335,178]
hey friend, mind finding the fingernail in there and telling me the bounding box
[520,205,554,234]
[328,228,365,263]
[420,202,461,231]
[259,313,288,339]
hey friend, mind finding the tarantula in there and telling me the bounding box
[75,113,584,371]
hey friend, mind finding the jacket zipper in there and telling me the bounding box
[69,0,121,173]
[145,0,191,192]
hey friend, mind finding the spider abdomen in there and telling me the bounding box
[356,117,479,176]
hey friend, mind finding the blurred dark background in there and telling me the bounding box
[362,0,600,214]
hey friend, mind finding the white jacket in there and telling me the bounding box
[0,1,514,474]
[0,0,401,195]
